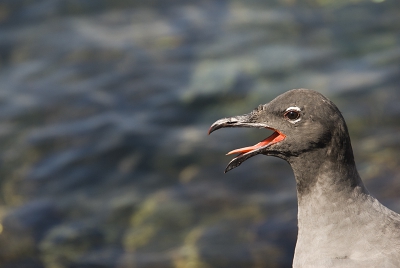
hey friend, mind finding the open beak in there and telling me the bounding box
[208,115,286,173]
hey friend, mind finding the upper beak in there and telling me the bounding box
[208,114,267,135]
[208,114,285,173]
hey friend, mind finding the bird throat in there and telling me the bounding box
[289,146,364,198]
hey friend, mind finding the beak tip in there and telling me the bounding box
[208,125,215,135]
[208,117,234,135]
[224,165,233,173]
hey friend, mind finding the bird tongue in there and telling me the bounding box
[226,131,285,155]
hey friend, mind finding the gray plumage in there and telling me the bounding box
[209,89,400,267]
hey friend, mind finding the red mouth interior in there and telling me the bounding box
[226,130,286,155]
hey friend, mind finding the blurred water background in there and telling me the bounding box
[0,0,400,267]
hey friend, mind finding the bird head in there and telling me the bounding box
[209,89,350,173]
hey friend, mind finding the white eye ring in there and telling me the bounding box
[284,106,301,123]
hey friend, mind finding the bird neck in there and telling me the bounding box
[290,148,372,259]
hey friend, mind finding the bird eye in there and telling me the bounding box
[284,110,300,121]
